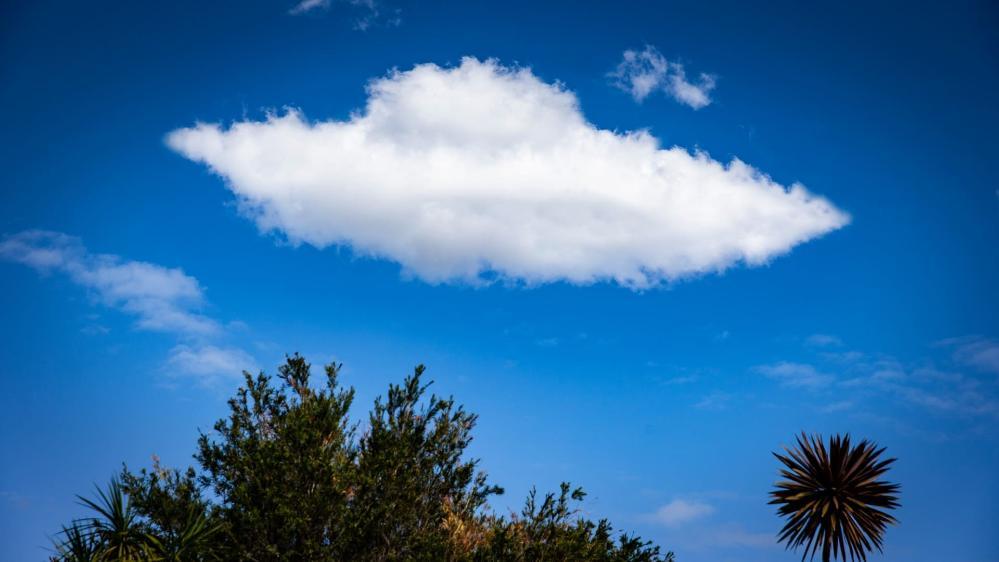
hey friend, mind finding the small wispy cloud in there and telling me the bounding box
[289,0,400,30]
[1,230,256,385]
[760,336,999,423]
[820,400,854,413]
[168,345,258,385]
[648,499,715,527]
[755,361,834,389]
[80,323,110,336]
[289,0,328,14]
[609,45,716,108]
[0,230,217,336]
[0,490,30,510]
[893,367,997,417]
[806,333,842,347]
[939,335,999,375]
[694,392,731,411]
[646,365,702,386]
[836,354,998,418]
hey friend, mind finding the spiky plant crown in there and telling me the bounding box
[770,433,900,562]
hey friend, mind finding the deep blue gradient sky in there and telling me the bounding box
[2,1,998,560]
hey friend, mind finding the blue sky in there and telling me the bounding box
[1,0,998,560]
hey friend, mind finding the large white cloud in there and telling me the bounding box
[168,57,849,288]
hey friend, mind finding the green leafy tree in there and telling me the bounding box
[476,483,670,562]
[121,462,220,560]
[342,365,502,560]
[54,354,672,561]
[195,356,357,559]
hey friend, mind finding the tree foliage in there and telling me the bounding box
[53,354,672,561]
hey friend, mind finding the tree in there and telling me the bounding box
[53,354,671,561]
[120,461,220,560]
[769,433,900,562]
[194,356,357,559]
[339,364,502,559]
[474,483,669,562]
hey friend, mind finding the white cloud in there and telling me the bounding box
[168,57,848,288]
[805,333,842,347]
[609,46,716,108]
[290,0,399,30]
[889,367,997,417]
[1,230,256,385]
[755,361,833,389]
[769,340,999,422]
[694,392,731,410]
[650,499,715,527]
[0,230,217,335]
[820,400,854,413]
[168,344,257,383]
[289,0,329,14]
[940,336,999,375]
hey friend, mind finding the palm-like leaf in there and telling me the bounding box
[52,522,101,561]
[147,508,221,561]
[769,433,900,562]
[75,477,153,561]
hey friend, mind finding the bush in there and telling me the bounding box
[53,354,672,561]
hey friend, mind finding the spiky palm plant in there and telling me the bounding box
[770,433,900,562]
[51,522,101,561]
[75,477,153,561]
